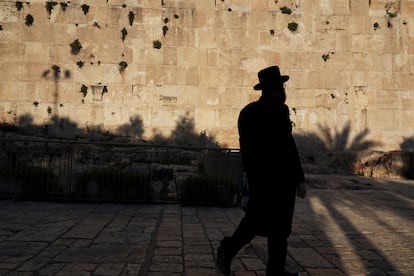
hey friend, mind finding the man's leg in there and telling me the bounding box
[217,216,255,275]
[266,234,288,276]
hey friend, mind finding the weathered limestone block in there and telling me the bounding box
[0,82,27,102]
[249,1,270,12]
[245,12,275,30]
[217,107,239,128]
[0,42,24,63]
[351,0,369,15]
[375,90,399,109]
[0,2,19,22]
[401,91,414,110]
[151,106,191,129]
[400,110,414,131]
[194,1,215,10]
[394,72,414,90]
[184,67,200,86]
[368,109,399,131]
[195,108,217,131]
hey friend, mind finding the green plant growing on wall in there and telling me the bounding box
[93,21,101,28]
[162,25,168,36]
[76,61,84,68]
[121,28,128,41]
[153,40,162,49]
[45,1,58,18]
[163,17,169,24]
[80,84,88,97]
[386,11,398,18]
[33,101,39,107]
[174,14,179,19]
[270,29,275,35]
[0,25,2,31]
[25,14,34,26]
[47,106,52,115]
[0,162,60,197]
[128,11,135,26]
[280,6,292,14]
[290,107,297,128]
[322,53,330,62]
[386,9,398,28]
[373,22,379,30]
[16,1,24,11]
[70,39,82,55]
[330,93,336,99]
[119,61,128,72]
[287,21,298,32]
[51,65,60,79]
[81,4,89,15]
[60,2,68,11]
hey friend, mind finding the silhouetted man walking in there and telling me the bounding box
[217,66,307,276]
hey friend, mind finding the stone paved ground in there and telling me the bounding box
[0,175,414,275]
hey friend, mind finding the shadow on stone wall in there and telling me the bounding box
[295,122,414,179]
[294,121,380,174]
[0,112,220,148]
[1,114,413,179]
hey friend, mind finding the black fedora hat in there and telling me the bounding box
[253,66,289,90]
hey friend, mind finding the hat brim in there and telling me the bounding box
[253,75,289,90]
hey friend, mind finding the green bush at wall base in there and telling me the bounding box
[0,162,60,198]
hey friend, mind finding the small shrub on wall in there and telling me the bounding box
[16,1,23,11]
[70,39,82,55]
[25,14,34,26]
[153,40,162,49]
[45,1,58,19]
[288,21,298,32]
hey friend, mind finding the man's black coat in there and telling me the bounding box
[238,95,305,236]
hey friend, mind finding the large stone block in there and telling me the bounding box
[399,91,414,110]
[185,67,200,86]
[249,0,269,12]
[351,0,369,16]
[369,109,399,131]
[245,12,275,30]
[216,107,239,128]
[0,82,28,102]
[0,42,25,63]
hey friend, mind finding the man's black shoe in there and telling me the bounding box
[216,244,231,275]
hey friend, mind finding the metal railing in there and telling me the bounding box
[0,138,242,206]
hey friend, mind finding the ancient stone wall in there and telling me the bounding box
[0,0,413,151]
